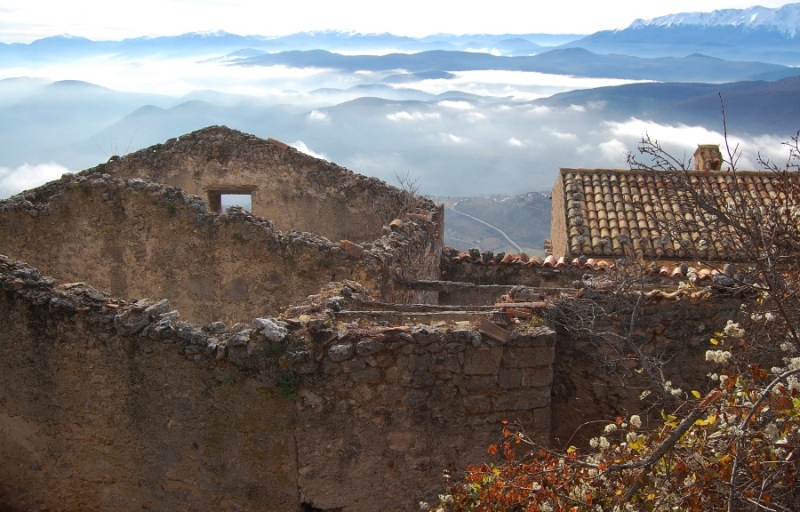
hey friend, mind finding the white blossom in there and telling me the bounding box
[630,415,642,428]
[706,350,733,364]
[723,320,745,339]
[604,423,618,434]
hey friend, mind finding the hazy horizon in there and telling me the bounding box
[1,1,798,199]
[0,1,793,43]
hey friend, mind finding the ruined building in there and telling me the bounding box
[0,127,557,511]
[0,129,748,511]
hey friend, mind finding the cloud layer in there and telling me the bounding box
[0,163,71,198]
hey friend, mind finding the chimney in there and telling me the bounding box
[693,144,723,171]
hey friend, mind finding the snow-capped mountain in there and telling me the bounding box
[629,3,800,37]
[564,3,800,64]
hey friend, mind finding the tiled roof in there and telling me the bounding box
[557,168,800,261]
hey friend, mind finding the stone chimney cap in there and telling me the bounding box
[694,144,723,171]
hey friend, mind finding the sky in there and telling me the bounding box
[0,0,794,43]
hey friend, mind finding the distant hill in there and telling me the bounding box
[439,193,552,256]
[235,48,790,83]
[0,30,576,63]
[533,75,800,136]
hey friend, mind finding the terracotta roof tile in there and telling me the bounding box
[557,168,800,262]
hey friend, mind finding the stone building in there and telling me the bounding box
[0,126,444,324]
[0,131,751,512]
[0,127,556,512]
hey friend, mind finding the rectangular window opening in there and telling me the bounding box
[207,188,256,213]
[220,194,252,212]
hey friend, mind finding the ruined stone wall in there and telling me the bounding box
[0,172,441,324]
[438,248,582,304]
[547,294,742,446]
[99,126,436,244]
[0,256,554,512]
[0,258,298,512]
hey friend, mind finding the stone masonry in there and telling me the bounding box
[0,256,554,511]
[0,166,441,324]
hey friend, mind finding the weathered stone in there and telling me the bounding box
[327,343,355,362]
[445,342,466,353]
[355,339,385,356]
[175,322,203,343]
[498,369,523,389]
[407,353,431,372]
[351,367,382,384]
[228,331,250,347]
[495,388,550,411]
[471,332,482,347]
[462,395,493,414]
[408,371,436,389]
[253,317,288,342]
[403,390,430,409]
[384,365,410,385]
[502,346,556,368]
[2,278,24,291]
[205,321,227,334]
[521,367,554,387]
[429,354,461,374]
[369,352,395,368]
[340,357,366,373]
[322,359,342,376]
[115,302,165,336]
[463,376,496,393]
[463,347,504,375]
[288,351,318,375]
[386,431,416,451]
[411,325,443,346]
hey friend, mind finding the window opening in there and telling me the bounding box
[220,194,252,212]
[207,187,256,213]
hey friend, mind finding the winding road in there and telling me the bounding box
[449,201,523,253]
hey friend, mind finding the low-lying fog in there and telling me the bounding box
[0,54,792,199]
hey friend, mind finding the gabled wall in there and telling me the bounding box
[100,126,431,244]
[0,171,441,324]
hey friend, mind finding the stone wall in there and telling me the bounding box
[0,256,554,512]
[99,126,435,244]
[547,293,742,446]
[0,171,441,324]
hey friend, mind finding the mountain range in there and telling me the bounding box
[568,3,800,63]
[1,2,800,206]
